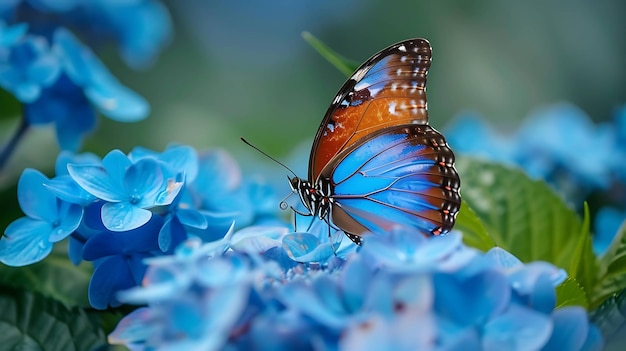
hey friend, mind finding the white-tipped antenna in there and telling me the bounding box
[240,137,298,178]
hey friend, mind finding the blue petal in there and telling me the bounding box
[68,235,84,265]
[229,226,286,254]
[119,265,193,304]
[486,247,524,271]
[158,216,188,253]
[67,164,125,202]
[27,0,79,12]
[186,210,236,242]
[85,80,149,122]
[339,255,371,312]
[102,149,131,187]
[55,150,101,176]
[434,270,510,326]
[593,206,626,256]
[48,202,82,242]
[83,215,162,260]
[0,217,53,266]
[123,158,163,207]
[102,202,153,231]
[541,307,589,351]
[17,168,58,222]
[54,96,97,151]
[0,22,27,46]
[393,275,433,312]
[262,247,298,270]
[177,208,207,230]
[108,307,155,345]
[340,312,436,351]
[279,278,345,328]
[282,232,335,263]
[527,273,556,314]
[44,175,96,205]
[580,324,604,351]
[195,257,249,288]
[53,27,103,87]
[89,255,138,309]
[113,0,172,68]
[157,145,199,183]
[482,305,552,351]
[508,262,567,294]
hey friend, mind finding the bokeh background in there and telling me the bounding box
[1,0,625,186]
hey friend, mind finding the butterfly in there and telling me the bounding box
[289,38,461,245]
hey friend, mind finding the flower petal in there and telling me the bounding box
[482,305,552,351]
[67,163,125,202]
[49,202,82,242]
[89,255,137,309]
[44,175,95,205]
[17,169,58,222]
[0,217,53,266]
[176,208,207,230]
[102,202,153,231]
[282,232,335,263]
[108,307,156,345]
[86,81,149,122]
[123,158,163,207]
[541,307,589,351]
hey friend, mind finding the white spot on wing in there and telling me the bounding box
[352,68,368,82]
[388,101,397,115]
[398,45,407,52]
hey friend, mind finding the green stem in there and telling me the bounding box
[0,117,29,172]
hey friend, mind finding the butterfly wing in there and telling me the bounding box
[324,124,461,238]
[309,38,433,182]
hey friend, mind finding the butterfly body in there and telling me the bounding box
[294,38,461,245]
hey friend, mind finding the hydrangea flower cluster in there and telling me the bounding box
[107,228,603,351]
[0,0,171,155]
[445,103,626,255]
[0,145,280,309]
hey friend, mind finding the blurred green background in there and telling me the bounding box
[1,0,625,185]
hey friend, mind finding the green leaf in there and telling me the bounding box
[593,220,626,309]
[455,200,495,251]
[556,278,588,309]
[0,246,93,307]
[301,32,359,77]
[455,157,594,302]
[0,285,106,351]
[568,203,597,305]
[590,288,626,347]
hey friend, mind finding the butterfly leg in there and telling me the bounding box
[290,206,312,232]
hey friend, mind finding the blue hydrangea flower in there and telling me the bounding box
[445,111,517,166]
[91,0,173,68]
[190,149,282,229]
[0,168,82,266]
[1,4,160,152]
[107,229,603,351]
[18,27,150,151]
[2,0,172,68]
[83,214,164,309]
[445,103,625,203]
[109,240,252,348]
[514,103,615,189]
[67,149,183,231]
[0,29,60,103]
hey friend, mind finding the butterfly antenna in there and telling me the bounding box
[240,137,298,178]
